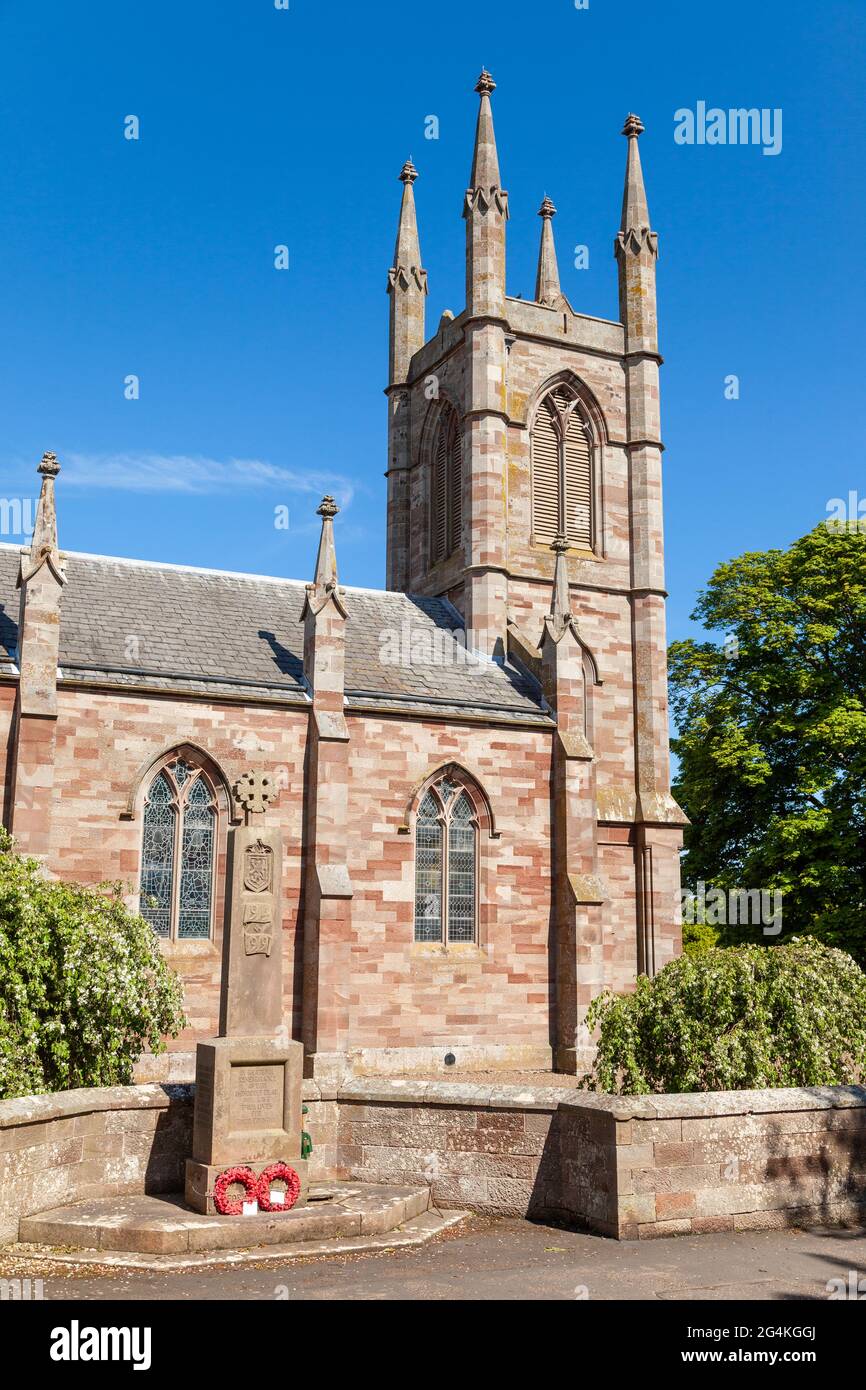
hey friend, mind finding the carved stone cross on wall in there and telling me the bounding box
[234,770,276,823]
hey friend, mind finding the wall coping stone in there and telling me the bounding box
[331,1078,866,1120]
[3,1080,862,1133]
[557,1084,866,1122]
[0,1083,193,1132]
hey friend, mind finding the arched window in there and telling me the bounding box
[430,403,463,564]
[531,383,593,549]
[414,775,478,944]
[140,756,217,940]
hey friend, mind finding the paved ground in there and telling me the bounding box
[9,1217,866,1301]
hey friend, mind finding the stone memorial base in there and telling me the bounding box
[186,1033,307,1215]
[185,1156,309,1216]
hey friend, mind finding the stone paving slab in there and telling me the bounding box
[18,1182,431,1256]
[5,1209,469,1273]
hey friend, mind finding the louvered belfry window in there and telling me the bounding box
[414,776,479,944]
[140,757,217,941]
[531,385,593,548]
[431,403,463,564]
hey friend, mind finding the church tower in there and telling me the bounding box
[384,76,685,1020]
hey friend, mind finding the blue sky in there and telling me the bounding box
[0,0,863,643]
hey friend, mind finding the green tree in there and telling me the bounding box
[669,523,866,963]
[582,939,866,1095]
[0,829,186,1100]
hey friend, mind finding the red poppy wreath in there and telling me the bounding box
[256,1162,301,1212]
[213,1165,259,1216]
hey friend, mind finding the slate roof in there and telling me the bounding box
[0,545,549,725]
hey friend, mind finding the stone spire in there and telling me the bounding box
[535,197,561,307]
[615,114,659,355]
[464,69,509,318]
[19,452,65,587]
[312,495,339,593]
[618,114,653,243]
[468,69,502,192]
[387,159,427,386]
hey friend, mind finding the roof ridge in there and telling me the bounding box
[0,542,395,597]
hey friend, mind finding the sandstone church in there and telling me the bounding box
[0,73,685,1081]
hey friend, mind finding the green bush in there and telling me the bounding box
[681,919,721,955]
[582,938,866,1095]
[0,828,186,1100]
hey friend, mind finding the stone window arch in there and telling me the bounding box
[531,381,596,549]
[139,753,220,941]
[430,400,463,565]
[414,771,481,945]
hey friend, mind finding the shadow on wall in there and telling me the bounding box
[142,1087,195,1194]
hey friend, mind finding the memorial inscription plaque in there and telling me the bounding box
[230,1063,284,1131]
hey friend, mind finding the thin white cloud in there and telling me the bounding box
[60,451,355,505]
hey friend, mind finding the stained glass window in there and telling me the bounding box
[414,792,443,943]
[178,777,214,939]
[140,759,217,941]
[413,779,478,945]
[172,758,193,787]
[447,793,476,942]
[140,773,175,938]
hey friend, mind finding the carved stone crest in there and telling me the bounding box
[243,839,273,894]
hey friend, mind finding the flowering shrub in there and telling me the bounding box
[582,938,866,1095]
[0,828,186,1100]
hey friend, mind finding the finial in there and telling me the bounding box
[551,533,570,554]
[622,113,645,138]
[538,196,557,219]
[38,450,60,478]
[399,159,418,185]
[317,495,339,520]
[475,69,496,96]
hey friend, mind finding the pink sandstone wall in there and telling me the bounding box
[343,714,554,1055]
[0,675,672,1062]
[0,684,15,823]
[28,686,310,1047]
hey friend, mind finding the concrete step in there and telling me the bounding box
[18,1182,432,1257]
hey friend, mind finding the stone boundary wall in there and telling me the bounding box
[0,1085,193,1245]
[2,1080,864,1244]
[302,1079,866,1239]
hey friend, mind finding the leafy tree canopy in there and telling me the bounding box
[669,523,866,962]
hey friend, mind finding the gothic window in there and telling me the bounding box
[531,384,593,549]
[414,776,479,944]
[140,757,217,941]
[430,403,463,564]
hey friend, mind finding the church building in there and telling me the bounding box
[0,74,685,1080]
